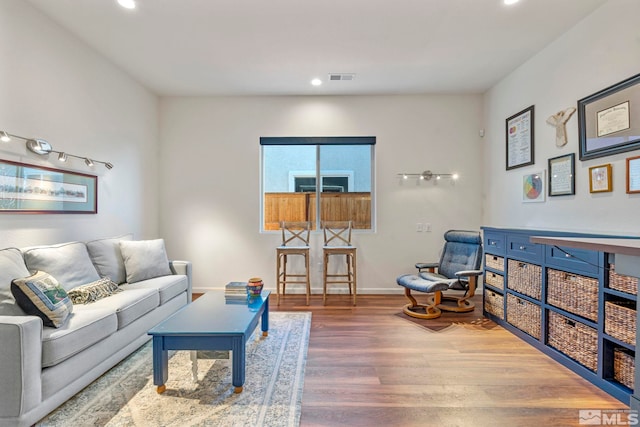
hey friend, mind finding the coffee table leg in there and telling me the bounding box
[261,296,269,337]
[231,336,245,393]
[152,336,168,393]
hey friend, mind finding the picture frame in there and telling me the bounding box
[626,155,640,194]
[522,170,545,203]
[0,159,97,213]
[506,105,535,170]
[548,153,575,196]
[589,164,612,193]
[578,73,640,160]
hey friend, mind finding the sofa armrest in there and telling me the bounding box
[0,316,43,418]
[169,260,192,302]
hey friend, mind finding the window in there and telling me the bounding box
[261,136,375,231]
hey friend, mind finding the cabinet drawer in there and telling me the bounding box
[545,245,600,275]
[506,235,542,262]
[485,254,504,272]
[484,289,504,320]
[484,232,505,255]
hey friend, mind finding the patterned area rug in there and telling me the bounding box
[38,311,311,427]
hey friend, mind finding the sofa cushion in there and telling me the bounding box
[0,247,30,315]
[23,242,100,291]
[120,239,172,283]
[120,274,188,305]
[11,271,74,328]
[67,277,122,305]
[86,234,133,284]
[41,306,117,367]
[87,287,159,329]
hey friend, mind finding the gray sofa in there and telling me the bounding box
[0,235,192,427]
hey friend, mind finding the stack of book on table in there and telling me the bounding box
[225,282,247,302]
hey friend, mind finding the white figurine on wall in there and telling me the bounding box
[546,107,576,147]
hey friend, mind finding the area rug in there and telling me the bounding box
[37,311,311,427]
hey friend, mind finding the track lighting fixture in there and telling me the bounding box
[398,170,459,181]
[0,129,113,170]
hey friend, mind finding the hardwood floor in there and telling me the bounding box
[268,293,628,427]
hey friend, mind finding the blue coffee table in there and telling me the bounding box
[148,290,270,393]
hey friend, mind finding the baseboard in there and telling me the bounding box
[192,286,404,295]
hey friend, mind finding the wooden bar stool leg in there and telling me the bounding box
[305,250,310,306]
[282,255,287,295]
[323,252,328,305]
[276,252,281,305]
[352,251,357,306]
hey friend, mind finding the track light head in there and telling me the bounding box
[84,158,94,167]
[58,152,67,162]
[104,162,113,170]
[0,131,10,142]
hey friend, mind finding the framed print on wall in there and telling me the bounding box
[0,159,97,213]
[627,155,640,194]
[522,170,545,203]
[589,164,612,193]
[506,105,535,170]
[548,153,575,196]
[578,73,640,160]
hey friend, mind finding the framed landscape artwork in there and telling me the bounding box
[0,159,97,213]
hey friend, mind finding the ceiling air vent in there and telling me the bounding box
[329,73,356,81]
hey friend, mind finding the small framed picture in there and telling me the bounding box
[506,105,535,170]
[626,155,640,194]
[522,170,545,203]
[589,164,612,193]
[548,153,575,196]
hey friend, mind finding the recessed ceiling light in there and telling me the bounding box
[504,0,520,5]
[117,0,136,9]
[311,78,322,86]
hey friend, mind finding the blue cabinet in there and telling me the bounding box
[482,227,637,404]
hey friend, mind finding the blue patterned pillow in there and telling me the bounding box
[11,271,73,328]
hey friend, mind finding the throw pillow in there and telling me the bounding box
[86,234,133,284]
[119,239,172,283]
[67,277,122,304]
[0,247,30,316]
[22,242,101,291]
[11,271,73,328]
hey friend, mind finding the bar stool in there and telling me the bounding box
[322,221,357,306]
[276,221,311,305]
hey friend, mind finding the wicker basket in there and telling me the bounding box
[484,289,504,319]
[506,294,541,339]
[605,301,637,345]
[485,271,504,291]
[547,310,598,372]
[507,259,542,300]
[547,269,598,321]
[485,254,504,272]
[609,264,638,295]
[614,348,635,390]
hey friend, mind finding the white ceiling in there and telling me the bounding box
[26,0,608,96]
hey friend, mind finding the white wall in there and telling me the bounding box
[0,0,160,246]
[159,95,484,293]
[483,0,640,235]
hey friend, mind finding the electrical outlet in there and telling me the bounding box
[424,223,432,232]
[416,223,423,232]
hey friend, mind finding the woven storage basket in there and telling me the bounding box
[547,310,597,372]
[547,269,598,321]
[484,289,504,319]
[605,301,637,345]
[614,348,635,390]
[485,254,504,272]
[609,264,638,295]
[507,259,542,300]
[485,271,504,291]
[506,294,541,339]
